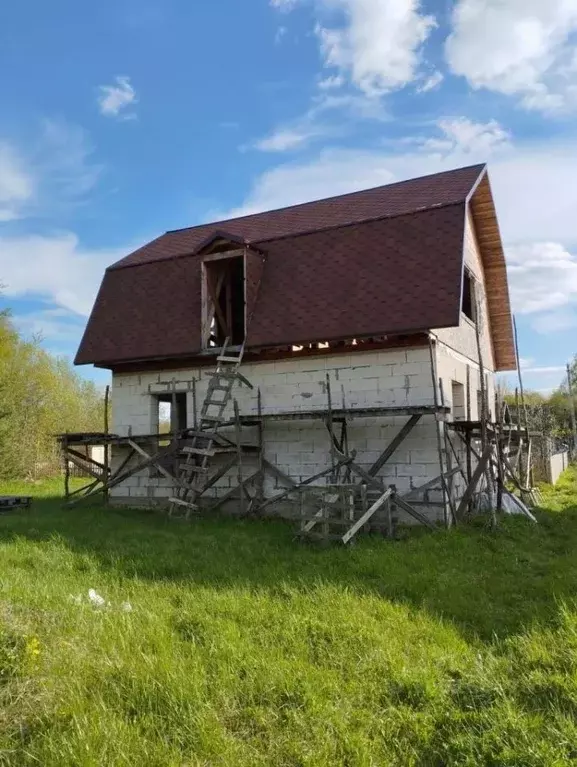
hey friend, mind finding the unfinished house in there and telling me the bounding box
[71,163,517,539]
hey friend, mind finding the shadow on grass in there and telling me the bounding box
[1,479,577,642]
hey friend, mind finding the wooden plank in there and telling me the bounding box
[367,414,421,477]
[63,435,70,501]
[326,373,337,483]
[403,467,461,498]
[66,478,101,499]
[301,508,324,533]
[456,444,493,518]
[394,496,437,530]
[65,451,103,482]
[263,458,298,488]
[234,400,244,517]
[196,456,237,497]
[428,338,450,527]
[342,488,393,544]
[66,447,106,472]
[239,405,448,424]
[256,388,265,509]
[168,497,198,511]
[259,458,352,511]
[332,447,384,491]
[103,384,110,505]
[109,447,137,483]
[387,485,396,538]
[127,439,189,491]
[182,446,216,457]
[206,471,261,513]
[67,444,177,506]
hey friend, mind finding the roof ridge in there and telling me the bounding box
[164,163,486,237]
[108,199,469,272]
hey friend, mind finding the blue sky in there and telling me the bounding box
[1,0,577,394]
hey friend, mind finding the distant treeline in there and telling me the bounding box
[502,357,577,442]
[0,309,106,478]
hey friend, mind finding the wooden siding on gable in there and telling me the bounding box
[469,173,516,371]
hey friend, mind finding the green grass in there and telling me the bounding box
[0,474,577,764]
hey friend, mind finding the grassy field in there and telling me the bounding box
[0,474,576,765]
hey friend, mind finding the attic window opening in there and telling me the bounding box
[204,255,245,348]
[462,269,476,323]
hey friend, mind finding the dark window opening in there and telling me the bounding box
[205,256,245,348]
[151,393,187,476]
[155,392,187,436]
[462,270,476,322]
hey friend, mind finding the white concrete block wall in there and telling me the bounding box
[109,346,445,514]
[109,341,498,524]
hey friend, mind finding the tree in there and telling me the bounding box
[0,310,106,478]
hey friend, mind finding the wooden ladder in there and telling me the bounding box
[168,339,248,519]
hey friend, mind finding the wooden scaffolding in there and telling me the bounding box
[58,332,540,545]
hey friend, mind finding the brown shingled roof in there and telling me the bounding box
[75,163,516,370]
[110,163,485,269]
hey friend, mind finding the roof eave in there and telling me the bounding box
[468,170,517,372]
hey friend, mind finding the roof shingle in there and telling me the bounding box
[75,164,509,368]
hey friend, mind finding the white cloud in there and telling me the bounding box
[0,144,34,222]
[270,0,299,10]
[223,117,577,336]
[97,76,137,119]
[421,117,511,155]
[13,308,88,345]
[254,127,327,152]
[251,91,387,153]
[523,365,567,374]
[507,243,577,316]
[531,310,577,334]
[0,121,100,222]
[0,232,127,316]
[271,0,436,94]
[417,70,444,93]
[446,0,577,112]
[275,25,288,43]
[318,0,436,95]
[318,74,345,90]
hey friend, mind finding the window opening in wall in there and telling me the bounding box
[204,255,245,348]
[150,393,188,476]
[462,269,476,323]
[451,381,466,421]
[153,393,187,440]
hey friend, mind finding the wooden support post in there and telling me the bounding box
[428,336,451,527]
[326,373,337,483]
[192,378,198,430]
[234,399,245,516]
[103,385,110,505]
[513,316,529,436]
[367,414,421,477]
[439,378,457,525]
[496,413,504,516]
[394,496,437,530]
[342,488,393,545]
[259,458,352,512]
[256,388,265,511]
[475,294,496,529]
[387,484,396,539]
[465,366,473,514]
[63,435,70,501]
[456,444,493,519]
[567,363,577,457]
